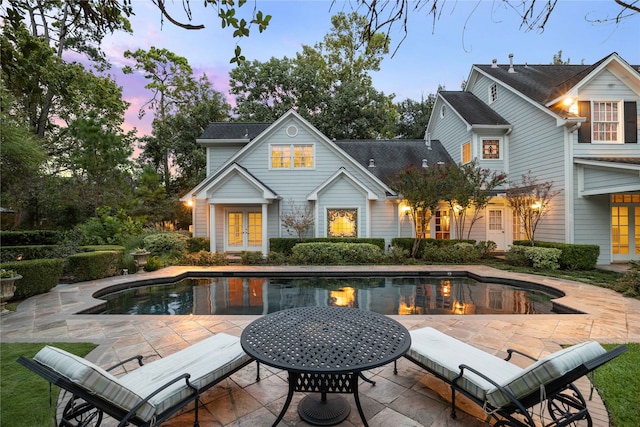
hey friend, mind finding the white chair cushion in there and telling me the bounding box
[407,327,522,401]
[34,346,145,417]
[34,333,251,422]
[119,333,251,419]
[487,341,606,408]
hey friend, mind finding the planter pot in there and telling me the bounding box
[131,252,150,273]
[1,274,21,313]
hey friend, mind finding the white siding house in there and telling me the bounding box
[182,110,453,254]
[427,52,640,264]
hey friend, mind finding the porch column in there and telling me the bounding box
[209,204,216,253]
[262,203,268,255]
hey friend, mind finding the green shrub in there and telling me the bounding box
[180,250,229,266]
[76,206,144,245]
[241,251,266,265]
[384,245,411,264]
[0,230,62,246]
[267,251,288,265]
[143,233,189,256]
[505,245,529,266]
[0,245,62,262]
[512,240,599,270]
[615,262,640,297]
[79,245,126,253]
[270,237,385,256]
[476,240,497,258]
[291,242,383,264]
[421,242,481,263]
[144,256,164,271]
[186,237,210,253]
[0,259,63,299]
[64,251,122,282]
[390,238,476,259]
[507,245,561,270]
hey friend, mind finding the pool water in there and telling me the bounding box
[98,276,556,315]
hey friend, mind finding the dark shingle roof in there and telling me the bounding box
[335,139,454,185]
[199,122,271,140]
[440,92,510,126]
[474,53,640,106]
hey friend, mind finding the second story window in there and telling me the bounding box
[271,144,314,169]
[461,141,471,164]
[592,101,620,143]
[489,83,498,104]
[482,138,501,159]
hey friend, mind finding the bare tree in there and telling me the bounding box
[506,172,561,244]
[281,199,315,241]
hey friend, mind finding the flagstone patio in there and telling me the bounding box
[2,265,638,426]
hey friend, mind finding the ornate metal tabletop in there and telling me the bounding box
[241,306,411,426]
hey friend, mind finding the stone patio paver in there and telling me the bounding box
[2,265,638,427]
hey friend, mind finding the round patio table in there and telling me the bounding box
[241,306,411,426]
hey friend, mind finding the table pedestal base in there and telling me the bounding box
[298,394,350,426]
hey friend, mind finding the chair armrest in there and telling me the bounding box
[505,349,538,362]
[118,373,196,427]
[106,355,144,372]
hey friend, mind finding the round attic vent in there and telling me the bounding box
[286,125,298,137]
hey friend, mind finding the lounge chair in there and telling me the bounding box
[17,333,253,427]
[399,327,627,427]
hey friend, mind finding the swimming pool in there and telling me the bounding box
[95,275,560,316]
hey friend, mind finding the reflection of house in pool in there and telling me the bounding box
[189,277,551,315]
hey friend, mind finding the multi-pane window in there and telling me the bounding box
[592,101,620,143]
[327,209,357,237]
[271,144,313,169]
[461,141,471,164]
[489,83,498,104]
[435,210,450,240]
[482,139,500,159]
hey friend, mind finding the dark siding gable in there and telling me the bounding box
[624,101,637,143]
[578,101,591,143]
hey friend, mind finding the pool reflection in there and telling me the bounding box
[99,276,555,316]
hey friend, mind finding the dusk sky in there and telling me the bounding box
[98,1,640,137]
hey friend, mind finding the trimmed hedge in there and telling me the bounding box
[513,240,599,270]
[291,242,384,264]
[391,238,476,259]
[0,259,64,299]
[0,245,61,262]
[0,230,62,246]
[507,245,561,270]
[79,245,125,253]
[270,238,386,256]
[64,251,123,282]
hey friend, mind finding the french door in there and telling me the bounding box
[611,203,639,262]
[226,208,262,252]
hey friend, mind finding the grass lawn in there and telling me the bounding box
[0,342,96,427]
[594,343,640,427]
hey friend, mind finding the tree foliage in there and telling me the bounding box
[442,160,508,240]
[391,165,447,257]
[506,172,562,243]
[230,12,397,139]
[394,93,437,139]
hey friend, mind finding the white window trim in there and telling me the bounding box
[591,100,623,144]
[269,143,315,170]
[489,83,498,104]
[461,141,472,164]
[480,137,503,160]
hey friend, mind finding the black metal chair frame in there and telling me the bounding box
[17,353,253,427]
[399,345,627,427]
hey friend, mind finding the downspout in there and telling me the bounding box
[564,122,581,244]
